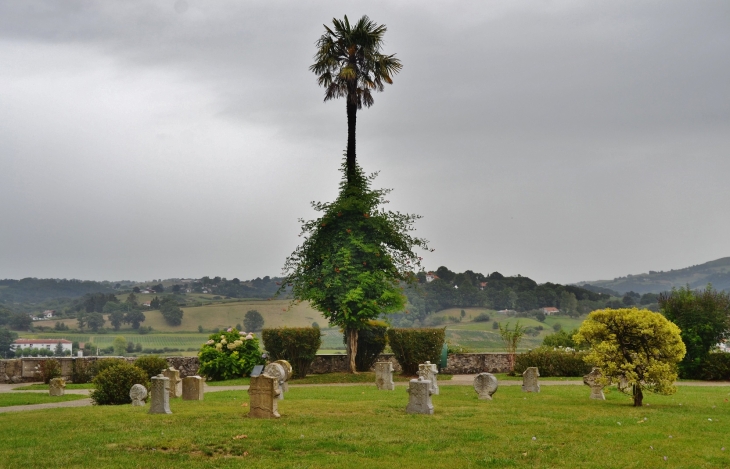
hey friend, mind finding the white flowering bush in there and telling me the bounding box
[198,328,265,381]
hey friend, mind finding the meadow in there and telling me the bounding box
[1,384,728,468]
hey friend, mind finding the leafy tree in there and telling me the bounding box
[123,310,146,329]
[310,15,402,182]
[151,283,164,293]
[542,329,579,348]
[125,292,138,306]
[640,292,659,305]
[132,286,141,293]
[159,298,183,326]
[574,308,686,406]
[54,342,64,356]
[622,294,636,306]
[150,297,160,309]
[109,310,125,331]
[8,313,32,331]
[658,285,730,378]
[0,327,18,358]
[281,164,428,373]
[113,336,127,356]
[499,321,526,371]
[559,291,579,317]
[86,312,105,332]
[76,312,86,331]
[244,309,265,332]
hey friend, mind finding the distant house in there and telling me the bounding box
[11,339,72,354]
[498,309,516,314]
[479,282,488,290]
[541,307,560,315]
[42,310,55,319]
[425,272,439,283]
[142,302,151,308]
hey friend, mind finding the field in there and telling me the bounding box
[1,385,728,468]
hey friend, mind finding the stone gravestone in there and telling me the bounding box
[250,365,264,377]
[418,361,439,395]
[248,374,281,419]
[49,378,66,396]
[182,376,204,401]
[149,374,172,414]
[583,367,606,400]
[473,373,498,400]
[274,360,293,382]
[617,374,630,393]
[163,367,182,399]
[264,363,288,399]
[374,361,395,391]
[129,384,148,406]
[522,367,540,393]
[406,376,434,415]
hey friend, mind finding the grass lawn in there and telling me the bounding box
[0,393,88,407]
[13,383,94,391]
[1,385,728,468]
[205,372,455,387]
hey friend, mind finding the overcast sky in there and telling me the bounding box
[1,0,728,284]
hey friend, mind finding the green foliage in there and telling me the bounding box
[198,329,265,381]
[473,313,491,322]
[514,347,592,377]
[0,327,17,357]
[575,308,686,406]
[658,284,730,378]
[499,321,526,371]
[542,329,580,348]
[386,328,445,375]
[696,353,730,381]
[243,309,265,332]
[133,355,169,379]
[8,313,32,331]
[345,321,388,372]
[262,327,322,378]
[112,336,127,356]
[38,359,62,384]
[90,362,149,405]
[85,312,105,332]
[159,297,183,326]
[88,358,126,381]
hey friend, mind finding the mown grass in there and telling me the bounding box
[205,372,455,387]
[1,385,728,468]
[13,383,94,391]
[0,392,88,407]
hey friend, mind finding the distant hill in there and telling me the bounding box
[0,278,115,304]
[580,257,730,295]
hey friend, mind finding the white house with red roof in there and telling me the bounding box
[541,307,560,315]
[11,339,72,354]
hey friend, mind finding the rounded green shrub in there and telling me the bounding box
[90,362,149,405]
[88,358,126,380]
[513,347,592,377]
[262,327,321,378]
[39,359,61,384]
[387,328,445,375]
[344,321,387,372]
[134,355,169,379]
[198,328,265,381]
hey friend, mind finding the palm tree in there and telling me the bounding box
[310,15,402,181]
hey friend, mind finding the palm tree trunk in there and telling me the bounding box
[346,328,359,373]
[346,100,357,182]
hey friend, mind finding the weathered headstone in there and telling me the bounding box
[583,367,605,400]
[617,374,630,393]
[374,361,395,391]
[406,376,434,415]
[130,384,148,406]
[473,373,498,400]
[49,377,66,396]
[163,367,182,399]
[418,361,439,395]
[250,365,264,377]
[264,363,288,399]
[248,374,281,419]
[274,360,293,382]
[182,375,204,401]
[522,367,540,393]
[149,374,172,414]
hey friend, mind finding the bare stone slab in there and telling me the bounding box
[406,376,434,415]
[473,373,498,400]
[163,367,182,399]
[264,363,288,399]
[182,376,204,401]
[130,384,148,406]
[418,361,439,395]
[583,367,606,400]
[149,374,172,414]
[49,378,66,396]
[374,361,395,391]
[248,374,281,419]
[522,367,540,393]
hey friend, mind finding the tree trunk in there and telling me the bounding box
[346,100,357,182]
[633,384,643,407]
[346,328,359,373]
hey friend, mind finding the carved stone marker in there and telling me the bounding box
[248,374,281,419]
[374,361,395,391]
[49,378,66,396]
[130,384,148,406]
[264,363,288,399]
[163,367,182,399]
[182,376,204,401]
[149,374,172,414]
[617,374,630,393]
[418,361,439,395]
[522,367,540,393]
[583,367,606,400]
[473,373,498,400]
[406,376,434,415]
[274,360,293,382]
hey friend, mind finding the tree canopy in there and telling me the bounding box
[574,308,686,406]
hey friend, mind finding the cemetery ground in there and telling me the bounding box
[1,384,728,468]
[0,392,87,407]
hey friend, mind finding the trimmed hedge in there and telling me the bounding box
[90,362,149,405]
[344,321,388,372]
[387,328,445,375]
[134,355,169,379]
[514,347,592,377]
[262,327,322,378]
[698,353,730,381]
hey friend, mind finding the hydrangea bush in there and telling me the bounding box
[198,328,265,381]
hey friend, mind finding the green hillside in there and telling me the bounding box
[581,257,730,294]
